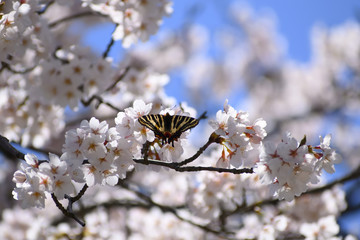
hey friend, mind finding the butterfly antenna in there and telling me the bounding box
[197,111,207,122]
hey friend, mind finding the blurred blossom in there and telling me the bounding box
[2,1,358,239]
[83,0,173,48]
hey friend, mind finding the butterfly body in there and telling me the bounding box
[138,113,199,146]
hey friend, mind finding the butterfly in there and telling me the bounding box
[138,113,199,146]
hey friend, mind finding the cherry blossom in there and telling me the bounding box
[1,1,357,239]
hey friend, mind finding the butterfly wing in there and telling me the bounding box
[170,115,199,135]
[168,115,199,142]
[139,113,199,146]
[138,114,165,138]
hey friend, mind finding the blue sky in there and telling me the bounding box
[165,0,360,61]
[248,0,360,61]
[84,0,360,62]
[82,0,360,113]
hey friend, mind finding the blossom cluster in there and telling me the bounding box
[256,133,342,201]
[0,70,65,147]
[28,47,115,110]
[0,44,115,147]
[0,0,54,67]
[115,66,175,111]
[62,117,134,187]
[12,153,74,208]
[82,0,173,48]
[0,203,205,240]
[0,0,174,148]
[209,100,267,168]
[187,170,263,220]
[186,168,348,239]
[12,99,200,207]
[2,1,356,238]
[114,99,197,162]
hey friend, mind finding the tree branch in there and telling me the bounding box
[65,184,88,204]
[51,184,89,226]
[0,135,25,160]
[81,95,122,112]
[104,66,130,92]
[51,193,85,226]
[118,181,236,238]
[229,165,360,215]
[0,61,36,74]
[102,24,118,58]
[49,11,107,28]
[133,158,253,174]
[81,66,130,111]
[176,132,223,166]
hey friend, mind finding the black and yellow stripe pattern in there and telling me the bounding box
[138,113,199,146]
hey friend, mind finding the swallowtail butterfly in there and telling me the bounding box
[138,113,199,146]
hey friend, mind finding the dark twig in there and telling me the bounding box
[0,136,49,164]
[118,181,233,238]
[52,184,89,226]
[0,61,36,74]
[65,184,89,204]
[303,166,360,196]
[102,24,118,58]
[81,95,122,112]
[0,135,25,160]
[176,132,217,166]
[49,11,106,28]
[197,111,207,121]
[137,132,228,170]
[104,66,130,92]
[81,66,130,111]
[175,165,253,174]
[52,199,150,226]
[141,141,151,162]
[133,158,253,174]
[178,132,224,166]
[230,165,360,215]
[51,193,85,226]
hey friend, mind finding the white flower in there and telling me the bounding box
[89,152,115,169]
[300,215,340,240]
[259,225,275,240]
[159,140,184,162]
[51,174,74,200]
[39,153,67,177]
[208,101,269,169]
[134,123,156,144]
[83,58,114,98]
[109,139,134,179]
[24,154,40,169]
[125,99,152,119]
[245,118,267,144]
[80,134,107,160]
[209,110,230,136]
[318,134,342,173]
[80,117,108,139]
[115,112,135,138]
[82,164,118,187]
[63,128,86,163]
[12,174,46,208]
[12,170,27,185]
[255,133,336,201]
[278,132,308,165]
[106,127,120,142]
[88,0,173,48]
[216,148,230,168]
